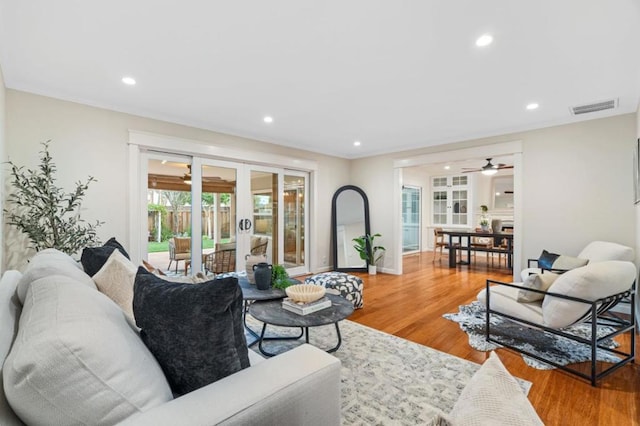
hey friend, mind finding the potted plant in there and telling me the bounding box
[4,140,103,256]
[353,233,386,275]
[479,205,490,231]
[271,264,292,289]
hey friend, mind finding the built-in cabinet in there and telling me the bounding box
[431,175,471,226]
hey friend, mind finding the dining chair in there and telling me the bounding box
[470,228,493,264]
[433,228,460,262]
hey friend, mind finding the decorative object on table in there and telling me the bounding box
[479,205,490,231]
[4,140,104,256]
[443,301,625,370]
[285,283,326,303]
[253,262,272,290]
[352,233,385,275]
[271,264,292,289]
[282,296,332,315]
[304,272,364,309]
[245,254,267,284]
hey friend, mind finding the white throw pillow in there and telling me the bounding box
[542,260,637,328]
[4,277,172,426]
[517,272,559,303]
[577,241,635,262]
[16,249,95,304]
[449,352,543,425]
[93,249,138,321]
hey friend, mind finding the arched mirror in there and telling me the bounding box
[331,185,371,271]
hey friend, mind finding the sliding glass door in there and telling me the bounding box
[143,152,309,276]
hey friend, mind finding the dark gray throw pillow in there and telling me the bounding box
[537,249,588,272]
[537,249,559,270]
[81,237,130,276]
[133,268,249,395]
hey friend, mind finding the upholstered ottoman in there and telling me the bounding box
[304,272,364,309]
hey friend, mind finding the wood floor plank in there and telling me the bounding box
[346,252,640,425]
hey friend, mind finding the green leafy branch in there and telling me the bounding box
[4,140,104,255]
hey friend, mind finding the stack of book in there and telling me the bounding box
[282,297,332,315]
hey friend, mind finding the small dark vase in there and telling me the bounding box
[253,262,272,290]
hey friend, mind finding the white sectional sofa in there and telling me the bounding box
[0,249,341,426]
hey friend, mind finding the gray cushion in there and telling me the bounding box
[577,241,635,262]
[0,271,25,426]
[16,249,96,304]
[542,260,637,328]
[92,249,138,321]
[449,352,543,425]
[537,249,588,271]
[133,268,249,395]
[516,272,559,303]
[4,275,172,426]
[81,237,130,276]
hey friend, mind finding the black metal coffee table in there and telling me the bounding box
[248,293,354,357]
[237,276,300,345]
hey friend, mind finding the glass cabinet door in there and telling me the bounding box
[431,175,470,227]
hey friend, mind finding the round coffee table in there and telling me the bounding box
[248,293,354,357]
[236,276,300,345]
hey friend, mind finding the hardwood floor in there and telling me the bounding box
[347,252,640,425]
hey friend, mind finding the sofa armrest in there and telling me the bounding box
[117,344,341,426]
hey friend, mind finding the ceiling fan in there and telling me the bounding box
[462,158,513,175]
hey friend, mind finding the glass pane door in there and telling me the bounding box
[402,186,421,253]
[142,154,310,277]
[201,164,237,274]
[146,156,193,275]
[250,170,278,264]
[283,174,306,271]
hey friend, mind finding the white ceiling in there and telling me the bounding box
[1,1,639,159]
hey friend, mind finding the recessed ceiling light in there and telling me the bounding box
[526,103,539,110]
[475,34,493,47]
[444,165,451,170]
[263,116,273,123]
[353,141,361,147]
[121,76,136,85]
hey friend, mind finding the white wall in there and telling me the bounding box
[4,90,350,270]
[0,66,5,273]
[352,114,637,274]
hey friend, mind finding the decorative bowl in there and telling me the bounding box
[285,284,326,303]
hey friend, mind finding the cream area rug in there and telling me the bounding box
[245,316,531,425]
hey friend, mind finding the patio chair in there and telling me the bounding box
[478,260,636,386]
[204,244,236,274]
[168,237,191,273]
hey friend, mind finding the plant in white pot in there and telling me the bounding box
[479,205,490,232]
[353,233,386,275]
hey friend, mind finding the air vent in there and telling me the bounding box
[570,99,617,115]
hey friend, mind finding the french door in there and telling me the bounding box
[144,153,309,276]
[402,186,421,253]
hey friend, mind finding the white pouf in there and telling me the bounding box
[304,272,364,309]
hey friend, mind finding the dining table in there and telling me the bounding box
[440,229,514,269]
